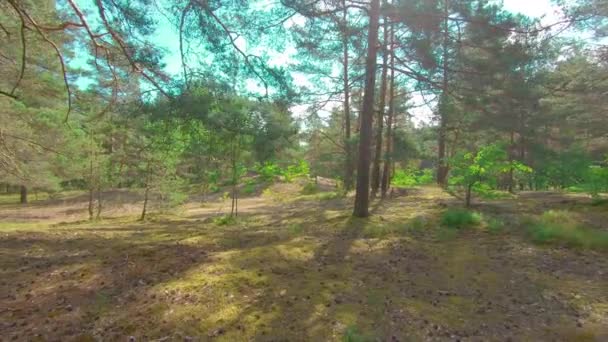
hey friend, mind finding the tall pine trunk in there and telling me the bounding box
[342,1,353,191]
[353,0,381,218]
[437,0,450,187]
[381,23,395,198]
[371,15,389,198]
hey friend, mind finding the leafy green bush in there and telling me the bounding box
[257,162,283,182]
[284,160,310,182]
[440,208,482,229]
[526,210,608,250]
[392,168,434,187]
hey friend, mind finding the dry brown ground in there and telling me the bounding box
[1,184,607,341]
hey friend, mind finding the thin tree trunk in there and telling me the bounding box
[466,183,473,207]
[342,0,353,192]
[437,0,450,187]
[508,131,515,193]
[381,22,395,198]
[140,163,151,221]
[95,186,102,220]
[20,185,27,204]
[371,14,389,198]
[353,0,381,218]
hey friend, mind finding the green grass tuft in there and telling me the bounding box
[342,326,373,342]
[213,215,237,226]
[440,208,482,229]
[526,210,608,250]
[485,217,505,233]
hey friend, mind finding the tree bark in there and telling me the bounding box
[437,0,450,187]
[381,22,395,198]
[353,0,381,218]
[140,164,151,221]
[342,1,353,191]
[20,185,27,204]
[466,183,473,207]
[371,15,389,198]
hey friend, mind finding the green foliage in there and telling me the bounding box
[485,217,505,234]
[450,143,532,205]
[283,160,310,182]
[257,162,283,182]
[440,208,482,229]
[392,168,434,187]
[255,160,310,183]
[214,215,237,226]
[342,326,372,342]
[526,210,608,250]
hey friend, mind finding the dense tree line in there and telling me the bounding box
[1,0,606,217]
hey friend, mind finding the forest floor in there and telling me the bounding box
[1,182,607,341]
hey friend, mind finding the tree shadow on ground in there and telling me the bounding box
[1,189,607,341]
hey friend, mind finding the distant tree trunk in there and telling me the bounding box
[95,186,102,220]
[140,164,151,221]
[437,0,450,188]
[88,133,95,220]
[353,0,381,218]
[20,185,27,204]
[508,131,515,193]
[465,183,473,207]
[342,0,353,192]
[371,15,389,198]
[88,188,94,220]
[381,23,395,198]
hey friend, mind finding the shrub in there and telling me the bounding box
[526,210,608,250]
[284,160,310,182]
[440,208,482,229]
[257,162,282,182]
[392,168,434,187]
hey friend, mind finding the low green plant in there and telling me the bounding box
[392,168,434,187]
[214,215,237,226]
[440,208,482,229]
[287,223,303,236]
[284,160,310,182]
[485,217,505,233]
[526,210,608,250]
[343,325,372,342]
[257,162,283,182]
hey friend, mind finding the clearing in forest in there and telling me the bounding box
[1,184,607,341]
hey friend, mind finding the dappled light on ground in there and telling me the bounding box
[1,186,607,341]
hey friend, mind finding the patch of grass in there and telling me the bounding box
[485,217,505,234]
[300,182,319,195]
[287,223,303,236]
[242,183,257,195]
[213,215,237,226]
[526,210,608,251]
[343,325,373,342]
[440,208,482,229]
